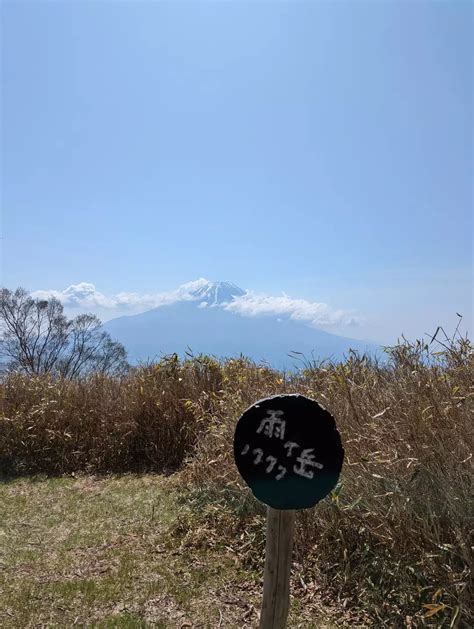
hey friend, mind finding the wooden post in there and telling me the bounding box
[259,507,296,629]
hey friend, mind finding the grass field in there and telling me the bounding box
[0,474,345,628]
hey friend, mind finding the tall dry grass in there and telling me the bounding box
[0,337,472,625]
[181,338,473,626]
[0,354,222,474]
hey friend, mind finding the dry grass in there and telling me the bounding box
[0,474,336,628]
[0,355,223,475]
[181,338,473,626]
[1,336,473,626]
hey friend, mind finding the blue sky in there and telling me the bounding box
[2,0,472,343]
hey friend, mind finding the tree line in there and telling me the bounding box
[0,287,128,378]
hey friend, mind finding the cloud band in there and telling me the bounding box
[32,279,359,327]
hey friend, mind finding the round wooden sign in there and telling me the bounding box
[234,394,344,510]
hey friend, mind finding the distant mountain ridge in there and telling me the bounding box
[104,280,380,368]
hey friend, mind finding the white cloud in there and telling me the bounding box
[32,279,360,327]
[226,291,359,327]
[33,283,116,308]
[32,279,212,312]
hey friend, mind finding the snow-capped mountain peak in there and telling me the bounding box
[185,280,245,306]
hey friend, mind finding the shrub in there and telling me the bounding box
[0,355,222,474]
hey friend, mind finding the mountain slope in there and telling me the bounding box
[104,281,379,368]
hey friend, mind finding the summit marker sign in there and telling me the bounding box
[234,394,344,628]
[234,394,344,510]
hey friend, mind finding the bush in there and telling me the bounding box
[0,354,222,474]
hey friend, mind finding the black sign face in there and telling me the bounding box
[234,394,344,510]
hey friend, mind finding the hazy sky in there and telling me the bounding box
[2,1,472,344]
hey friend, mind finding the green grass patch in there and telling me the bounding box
[0,474,333,627]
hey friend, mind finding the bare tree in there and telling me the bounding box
[0,288,128,377]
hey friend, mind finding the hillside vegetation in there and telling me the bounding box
[1,335,472,626]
